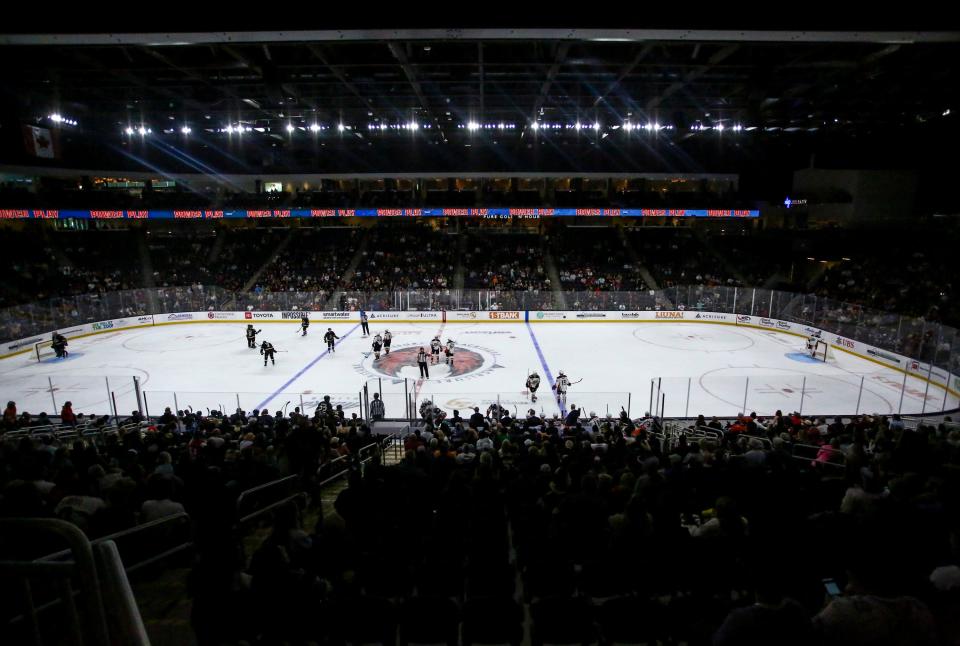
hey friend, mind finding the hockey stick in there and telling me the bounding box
[283,401,290,415]
[570,378,583,385]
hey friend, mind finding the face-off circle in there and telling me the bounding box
[354,343,500,382]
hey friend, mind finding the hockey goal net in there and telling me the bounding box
[34,340,58,361]
[811,339,829,362]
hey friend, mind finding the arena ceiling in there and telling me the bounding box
[1,15,958,175]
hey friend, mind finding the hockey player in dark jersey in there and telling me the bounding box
[260,340,277,366]
[371,334,383,360]
[51,332,69,359]
[526,371,541,402]
[430,336,442,364]
[301,316,310,336]
[245,324,261,349]
[383,330,392,354]
[324,328,340,352]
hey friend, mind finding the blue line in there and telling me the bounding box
[255,323,361,411]
[525,321,567,418]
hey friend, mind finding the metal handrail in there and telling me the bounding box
[92,541,149,645]
[234,474,299,518]
[237,492,307,526]
[38,512,192,564]
[0,519,111,646]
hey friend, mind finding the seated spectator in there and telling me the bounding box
[140,475,185,522]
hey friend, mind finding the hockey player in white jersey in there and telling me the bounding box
[806,331,822,355]
[383,330,393,355]
[526,372,541,402]
[430,336,442,364]
[371,333,383,360]
[552,371,580,403]
[444,338,455,366]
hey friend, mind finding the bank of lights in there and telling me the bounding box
[49,114,77,126]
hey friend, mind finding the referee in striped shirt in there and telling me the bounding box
[417,347,429,379]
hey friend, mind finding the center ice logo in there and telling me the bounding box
[354,343,501,382]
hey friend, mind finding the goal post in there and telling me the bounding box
[34,340,57,362]
[811,339,829,362]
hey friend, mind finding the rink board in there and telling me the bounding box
[0,310,957,419]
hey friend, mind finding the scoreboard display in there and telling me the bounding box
[0,207,760,220]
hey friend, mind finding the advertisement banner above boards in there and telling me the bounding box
[527,310,738,322]
[0,207,761,220]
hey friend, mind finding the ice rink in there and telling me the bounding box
[0,320,955,420]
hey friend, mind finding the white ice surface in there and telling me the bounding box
[0,321,954,420]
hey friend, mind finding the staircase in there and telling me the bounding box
[136,230,156,289]
[693,229,749,286]
[452,232,467,290]
[240,227,295,292]
[543,235,567,309]
[326,229,373,310]
[617,228,660,290]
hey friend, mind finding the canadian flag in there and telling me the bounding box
[22,125,59,158]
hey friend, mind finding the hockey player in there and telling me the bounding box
[301,315,310,336]
[371,334,383,360]
[245,324,261,349]
[417,347,429,379]
[806,331,822,355]
[383,330,393,354]
[430,336,442,364]
[51,332,68,359]
[360,310,370,336]
[419,398,435,423]
[260,340,277,366]
[553,370,571,403]
[316,395,333,420]
[324,327,340,352]
[444,338,455,366]
[526,371,541,402]
[486,402,506,421]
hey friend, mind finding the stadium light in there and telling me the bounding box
[309,123,321,133]
[338,123,346,132]
[530,122,539,131]
[623,122,633,132]
[225,125,234,134]
[408,121,419,130]
[716,123,725,132]
[124,127,134,135]
[592,122,601,131]
[575,122,582,130]
[49,113,63,123]
[137,126,149,136]
[286,124,295,133]
[467,121,480,131]
[180,126,191,135]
